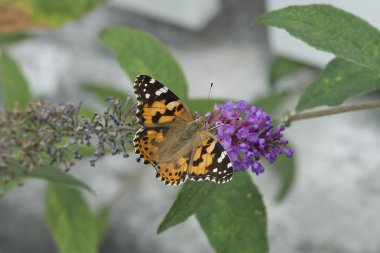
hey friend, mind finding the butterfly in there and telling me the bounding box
[133,75,233,185]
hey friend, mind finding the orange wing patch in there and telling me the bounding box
[188,132,233,183]
[156,155,190,185]
[133,127,166,165]
[188,136,216,180]
[141,100,186,125]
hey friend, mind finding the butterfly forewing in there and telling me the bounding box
[134,75,192,126]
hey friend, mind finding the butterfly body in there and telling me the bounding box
[133,75,233,185]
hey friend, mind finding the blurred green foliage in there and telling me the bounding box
[0,52,32,110]
[101,27,188,100]
[25,0,104,26]
[270,56,316,86]
[256,4,380,111]
[45,183,105,253]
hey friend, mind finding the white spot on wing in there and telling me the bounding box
[155,87,168,96]
[212,168,218,173]
[149,79,156,83]
[217,151,227,163]
[145,94,150,99]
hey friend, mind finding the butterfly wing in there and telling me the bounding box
[133,75,194,185]
[133,127,190,185]
[133,75,193,126]
[133,127,165,165]
[188,131,233,184]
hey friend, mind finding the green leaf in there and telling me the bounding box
[6,160,93,193]
[253,92,289,115]
[157,181,215,233]
[45,183,98,253]
[94,207,109,243]
[297,58,380,111]
[27,165,94,193]
[82,82,130,103]
[254,5,380,72]
[196,172,268,253]
[0,52,33,110]
[187,98,224,115]
[0,33,30,46]
[100,27,188,100]
[273,149,296,202]
[270,56,316,86]
[25,0,104,26]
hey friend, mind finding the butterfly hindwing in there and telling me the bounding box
[133,127,166,165]
[134,75,192,126]
[133,126,189,185]
[188,132,233,184]
[156,154,191,185]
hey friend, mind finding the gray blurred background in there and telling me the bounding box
[1,0,380,253]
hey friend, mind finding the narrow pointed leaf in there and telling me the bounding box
[100,27,188,100]
[28,166,94,193]
[8,161,94,193]
[274,149,296,202]
[255,5,380,72]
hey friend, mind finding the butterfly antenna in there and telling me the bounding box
[208,123,224,131]
[208,82,214,100]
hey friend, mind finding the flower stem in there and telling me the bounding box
[284,100,380,124]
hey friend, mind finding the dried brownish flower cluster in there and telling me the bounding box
[0,98,137,187]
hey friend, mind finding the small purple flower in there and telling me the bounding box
[207,100,293,175]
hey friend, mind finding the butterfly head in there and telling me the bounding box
[194,116,206,126]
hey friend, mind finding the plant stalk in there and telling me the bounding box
[284,100,380,124]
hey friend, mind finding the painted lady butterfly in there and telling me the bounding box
[133,75,233,185]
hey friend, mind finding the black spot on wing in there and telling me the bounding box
[192,145,209,166]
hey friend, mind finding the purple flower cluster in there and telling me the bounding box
[207,100,293,175]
